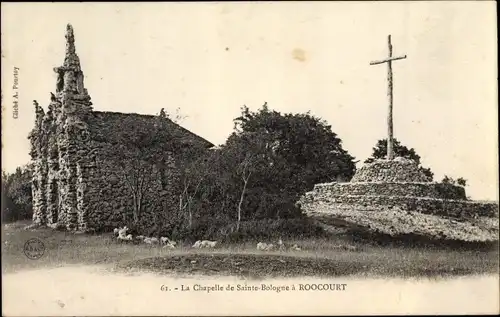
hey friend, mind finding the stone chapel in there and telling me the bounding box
[29,24,213,232]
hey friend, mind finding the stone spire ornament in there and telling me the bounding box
[33,100,44,122]
[63,24,81,71]
[159,108,167,118]
[54,24,79,94]
[52,23,92,113]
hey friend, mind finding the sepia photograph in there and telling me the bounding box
[1,1,498,315]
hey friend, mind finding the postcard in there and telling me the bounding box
[2,2,498,316]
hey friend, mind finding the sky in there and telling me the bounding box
[1,2,497,200]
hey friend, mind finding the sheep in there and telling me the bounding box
[257,242,275,251]
[343,245,357,251]
[117,232,133,242]
[117,226,128,238]
[290,244,301,251]
[116,227,129,240]
[192,240,218,248]
[168,239,177,247]
[201,240,217,248]
[332,244,357,251]
[163,242,176,249]
[150,237,159,244]
[160,237,177,247]
[144,237,153,244]
[159,236,177,249]
[277,238,286,251]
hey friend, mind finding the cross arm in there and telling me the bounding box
[370,55,407,65]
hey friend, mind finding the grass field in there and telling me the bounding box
[2,220,499,279]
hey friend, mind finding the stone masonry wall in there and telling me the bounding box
[298,184,498,218]
[313,182,467,200]
[299,190,499,219]
[30,24,94,231]
[29,103,48,225]
[85,143,181,233]
[351,157,432,183]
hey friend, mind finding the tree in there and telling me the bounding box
[177,146,214,229]
[236,154,253,231]
[365,138,434,180]
[457,177,467,187]
[1,164,33,222]
[197,103,357,224]
[442,175,468,187]
[233,104,357,184]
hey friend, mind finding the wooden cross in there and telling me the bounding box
[370,35,407,160]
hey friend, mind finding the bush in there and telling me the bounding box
[180,104,356,226]
[2,165,33,223]
[218,217,326,243]
[126,213,326,244]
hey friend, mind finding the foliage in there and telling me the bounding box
[181,103,357,231]
[1,165,33,222]
[111,115,195,225]
[442,175,468,187]
[365,139,471,188]
[219,218,327,243]
[233,104,356,182]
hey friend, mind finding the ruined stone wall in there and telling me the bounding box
[299,186,499,219]
[351,158,432,183]
[313,182,467,200]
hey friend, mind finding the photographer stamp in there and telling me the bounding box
[23,238,45,260]
[12,66,19,119]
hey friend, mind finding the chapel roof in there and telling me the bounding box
[89,110,214,149]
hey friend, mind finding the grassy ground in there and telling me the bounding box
[2,220,498,279]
